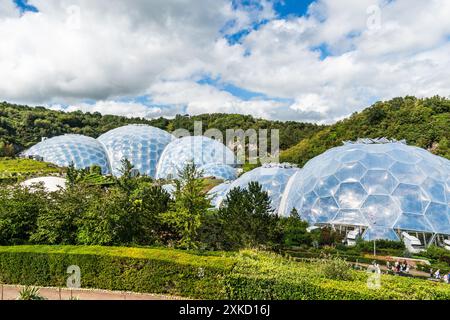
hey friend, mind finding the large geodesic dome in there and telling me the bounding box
[98,125,174,177]
[211,163,298,211]
[22,134,111,174]
[155,136,236,180]
[279,141,450,241]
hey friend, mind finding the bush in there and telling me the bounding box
[17,286,46,300]
[316,254,353,281]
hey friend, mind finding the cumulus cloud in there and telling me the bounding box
[51,101,176,119]
[0,0,450,123]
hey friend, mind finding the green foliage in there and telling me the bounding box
[130,183,172,245]
[30,185,100,245]
[1,246,449,300]
[76,187,134,246]
[17,286,46,300]
[0,185,48,245]
[218,182,279,250]
[355,239,405,253]
[162,163,211,249]
[421,246,450,265]
[281,96,450,165]
[277,210,312,247]
[316,254,354,281]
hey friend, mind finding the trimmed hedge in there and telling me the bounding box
[0,246,449,300]
[0,246,234,299]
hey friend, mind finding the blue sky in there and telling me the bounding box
[13,0,38,13]
[2,0,450,123]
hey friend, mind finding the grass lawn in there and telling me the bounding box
[0,158,63,177]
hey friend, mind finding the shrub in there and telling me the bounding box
[316,254,354,281]
[17,286,46,300]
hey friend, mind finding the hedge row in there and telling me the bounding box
[0,246,449,300]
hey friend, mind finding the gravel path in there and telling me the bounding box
[0,284,186,301]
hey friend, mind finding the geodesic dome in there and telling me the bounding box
[155,136,236,180]
[98,125,174,177]
[278,142,450,240]
[199,163,237,181]
[22,135,111,174]
[211,163,299,211]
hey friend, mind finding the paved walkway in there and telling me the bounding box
[0,284,185,301]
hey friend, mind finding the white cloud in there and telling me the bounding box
[0,0,449,123]
[148,81,293,120]
[52,101,173,119]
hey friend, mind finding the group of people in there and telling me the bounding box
[387,260,410,274]
[430,269,450,284]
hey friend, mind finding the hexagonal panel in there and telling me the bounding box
[425,203,450,234]
[312,197,339,223]
[387,149,421,164]
[336,149,366,163]
[360,153,395,170]
[391,183,430,213]
[314,175,340,197]
[393,213,434,233]
[361,170,397,195]
[421,178,446,204]
[335,162,367,183]
[417,160,446,182]
[362,195,400,228]
[335,182,367,209]
[390,162,426,185]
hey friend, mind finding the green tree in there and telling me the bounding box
[161,163,210,249]
[219,182,278,249]
[0,185,47,245]
[30,185,98,245]
[130,182,172,245]
[76,187,132,245]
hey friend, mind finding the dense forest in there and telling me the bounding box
[281,96,450,165]
[0,102,322,156]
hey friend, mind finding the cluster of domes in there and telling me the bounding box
[210,142,450,241]
[22,128,450,241]
[22,125,237,180]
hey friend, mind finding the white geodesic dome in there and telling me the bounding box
[98,125,174,177]
[279,142,450,240]
[155,136,236,180]
[22,134,111,174]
